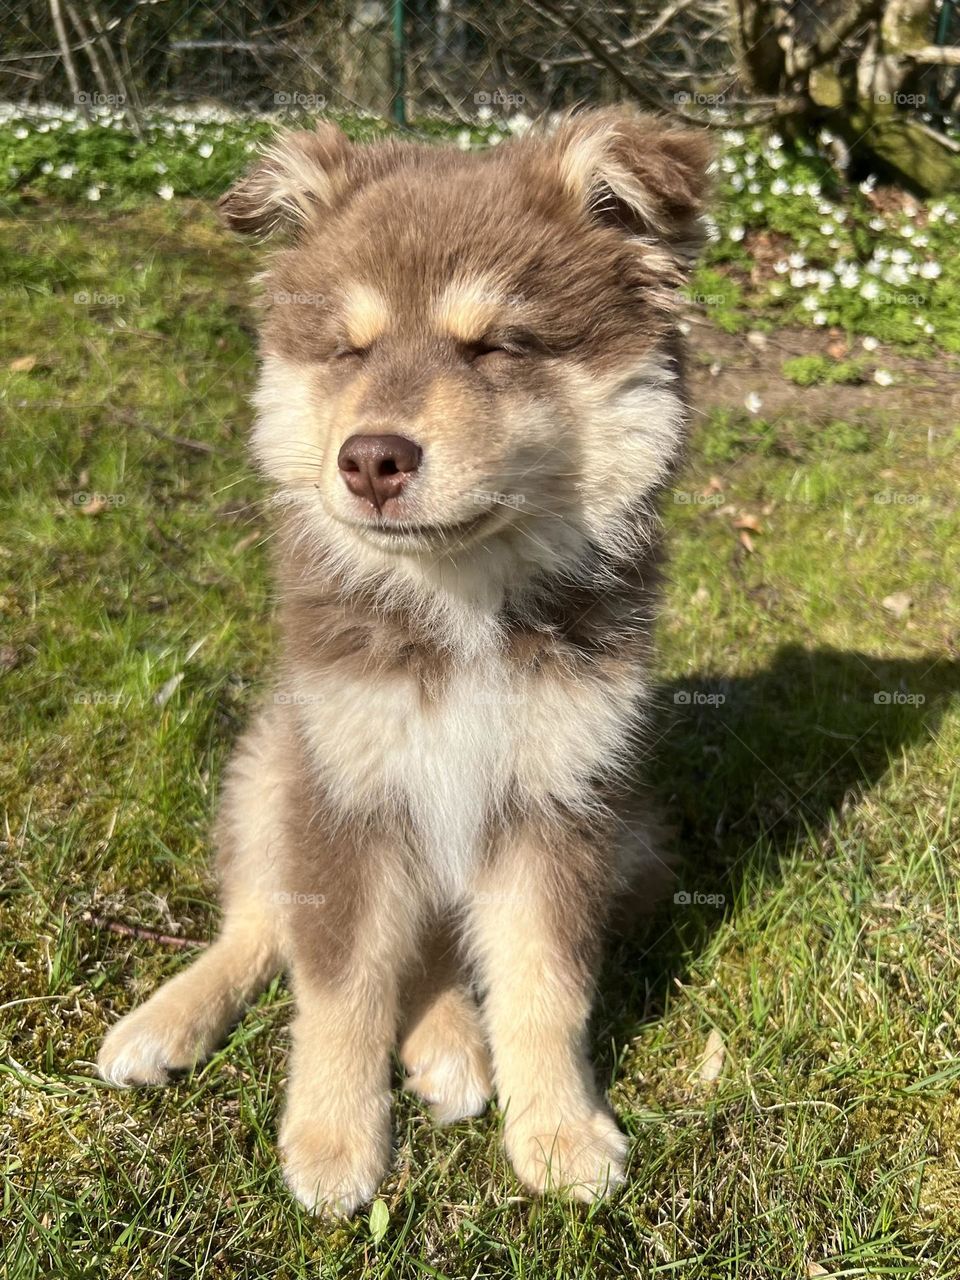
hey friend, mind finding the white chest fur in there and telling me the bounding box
[292,651,642,902]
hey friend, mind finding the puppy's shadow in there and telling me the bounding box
[596,643,960,1054]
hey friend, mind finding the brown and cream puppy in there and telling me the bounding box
[97,109,710,1214]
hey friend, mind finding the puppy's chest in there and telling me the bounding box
[295,651,635,895]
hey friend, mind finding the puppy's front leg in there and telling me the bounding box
[468,825,627,1203]
[278,864,418,1217]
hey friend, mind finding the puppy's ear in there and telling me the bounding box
[218,123,352,237]
[548,108,712,255]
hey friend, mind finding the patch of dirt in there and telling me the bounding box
[687,321,960,429]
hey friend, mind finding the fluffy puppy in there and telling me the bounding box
[98,108,710,1214]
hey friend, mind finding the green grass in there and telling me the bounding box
[2,195,960,1280]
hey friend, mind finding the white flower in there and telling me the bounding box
[820,222,835,235]
[154,161,167,173]
[919,261,941,279]
[770,177,789,196]
[860,280,880,301]
[730,174,744,191]
[869,217,886,232]
[873,369,894,386]
[751,200,764,213]
[862,336,879,351]
[720,155,738,174]
[744,391,762,414]
[813,310,827,325]
[85,185,101,201]
[56,163,75,179]
[790,270,807,289]
[773,259,789,275]
[924,322,935,334]
[748,181,761,195]
[767,132,784,149]
[788,252,805,269]
[859,175,877,193]
[802,294,820,311]
[14,126,28,139]
[729,225,745,242]
[40,161,53,174]
[198,142,213,158]
[768,151,785,169]
[157,183,174,200]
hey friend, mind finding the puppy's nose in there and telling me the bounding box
[337,433,422,512]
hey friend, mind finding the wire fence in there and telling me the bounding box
[3,2,960,142]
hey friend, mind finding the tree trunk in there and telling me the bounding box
[729,0,960,193]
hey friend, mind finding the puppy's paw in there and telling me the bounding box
[403,1038,492,1124]
[97,999,207,1087]
[279,1111,390,1217]
[505,1106,628,1203]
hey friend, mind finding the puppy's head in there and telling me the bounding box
[221,110,710,585]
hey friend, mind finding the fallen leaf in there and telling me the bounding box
[154,672,184,707]
[882,592,913,619]
[738,530,755,553]
[369,1199,390,1244]
[826,337,848,359]
[746,330,767,351]
[733,513,763,532]
[9,354,37,373]
[0,645,19,674]
[806,1265,829,1278]
[699,1028,725,1082]
[232,529,262,554]
[704,475,724,495]
[691,586,710,606]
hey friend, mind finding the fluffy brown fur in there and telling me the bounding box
[97,108,710,1214]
